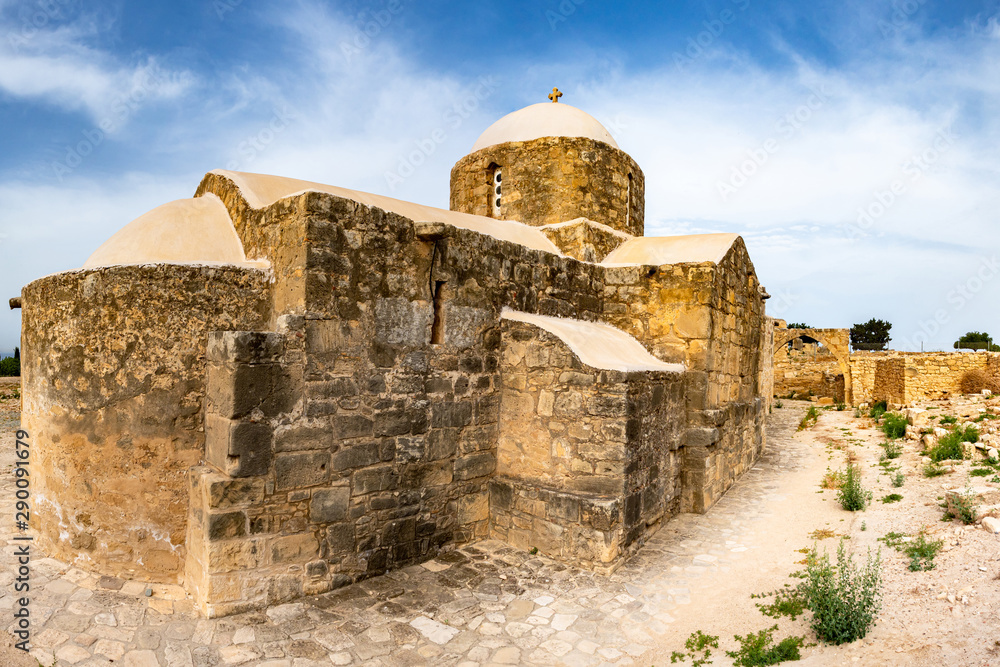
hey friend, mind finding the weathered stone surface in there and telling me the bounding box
[450,135,645,236]
[20,264,270,582]
[309,486,350,523]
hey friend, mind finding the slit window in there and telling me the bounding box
[626,172,633,229]
[431,281,447,344]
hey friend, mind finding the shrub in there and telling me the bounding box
[938,415,958,426]
[959,369,1000,395]
[0,356,18,377]
[928,427,977,462]
[880,441,902,460]
[753,585,807,620]
[837,462,872,511]
[970,467,994,477]
[775,400,784,409]
[726,625,805,666]
[880,413,907,439]
[905,531,943,571]
[820,471,844,490]
[801,541,882,645]
[923,463,949,478]
[891,472,905,487]
[880,493,903,503]
[948,489,978,525]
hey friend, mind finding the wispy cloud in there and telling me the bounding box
[0,8,194,126]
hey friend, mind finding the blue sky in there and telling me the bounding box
[2,0,1000,356]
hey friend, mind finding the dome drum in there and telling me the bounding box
[450,135,644,236]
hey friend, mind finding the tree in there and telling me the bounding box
[850,319,892,351]
[13,346,18,360]
[787,322,812,329]
[954,332,999,351]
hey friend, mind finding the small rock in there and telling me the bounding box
[981,516,1000,534]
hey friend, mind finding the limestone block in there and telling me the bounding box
[205,415,273,478]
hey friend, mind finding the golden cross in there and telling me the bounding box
[548,87,563,103]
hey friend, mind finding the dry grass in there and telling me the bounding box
[808,528,839,540]
[821,471,844,489]
[960,369,1000,394]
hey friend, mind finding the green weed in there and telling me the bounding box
[726,625,805,666]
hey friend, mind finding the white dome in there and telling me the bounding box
[470,102,619,153]
[83,194,257,268]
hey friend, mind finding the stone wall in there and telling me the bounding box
[20,265,270,582]
[850,351,1000,405]
[538,219,632,263]
[491,319,684,571]
[773,346,845,401]
[874,357,905,404]
[450,136,645,236]
[601,239,768,512]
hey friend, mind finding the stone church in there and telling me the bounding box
[20,92,773,616]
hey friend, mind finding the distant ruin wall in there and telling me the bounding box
[850,351,1000,405]
[773,348,844,401]
[21,265,270,583]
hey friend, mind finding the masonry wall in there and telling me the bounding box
[21,265,270,582]
[450,137,645,236]
[850,351,1000,405]
[903,353,990,402]
[492,320,684,571]
[187,182,636,614]
[774,347,845,401]
[602,240,768,512]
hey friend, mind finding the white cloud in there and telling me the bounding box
[0,11,194,127]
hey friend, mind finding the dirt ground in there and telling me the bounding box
[654,398,1000,667]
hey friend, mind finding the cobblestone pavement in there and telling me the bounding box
[2,403,812,667]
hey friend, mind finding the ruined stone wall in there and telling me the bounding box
[450,137,645,236]
[849,351,1000,405]
[491,320,684,571]
[902,353,995,402]
[761,319,776,411]
[850,353,879,405]
[773,347,844,400]
[874,357,906,405]
[21,265,270,582]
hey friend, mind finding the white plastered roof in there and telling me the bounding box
[502,308,683,373]
[83,194,265,269]
[601,233,739,266]
[213,170,562,255]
